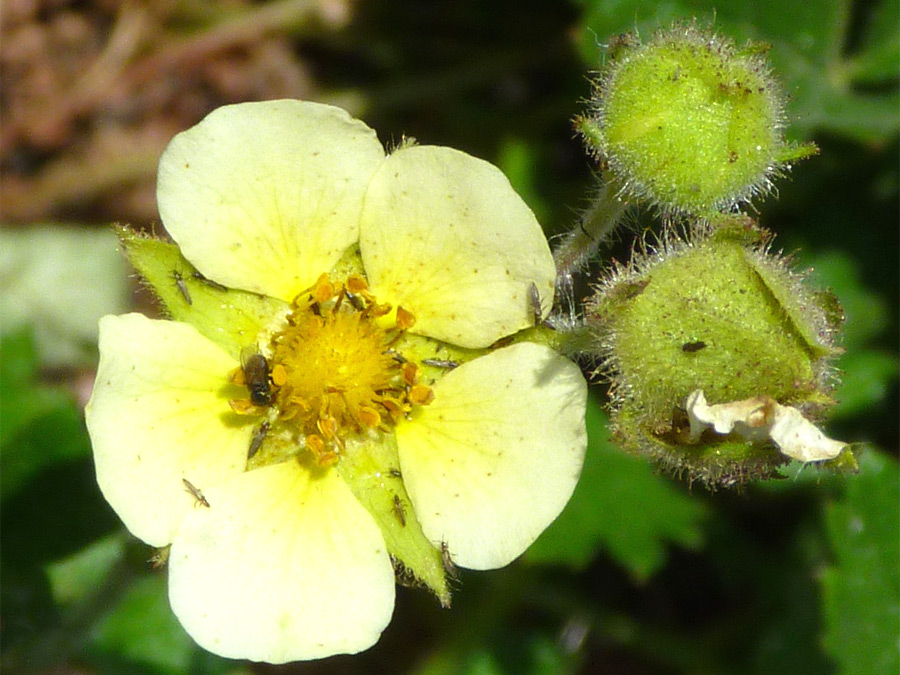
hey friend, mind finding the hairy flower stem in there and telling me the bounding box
[553,176,628,313]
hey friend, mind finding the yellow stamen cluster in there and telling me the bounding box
[235,274,434,466]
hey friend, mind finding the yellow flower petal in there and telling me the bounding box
[396,342,587,569]
[86,314,250,547]
[360,145,556,348]
[158,100,385,302]
[168,460,395,663]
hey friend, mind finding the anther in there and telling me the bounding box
[401,362,419,386]
[358,406,381,428]
[396,306,416,330]
[409,384,435,406]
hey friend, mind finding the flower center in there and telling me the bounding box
[230,274,433,466]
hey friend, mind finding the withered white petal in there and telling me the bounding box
[686,389,846,462]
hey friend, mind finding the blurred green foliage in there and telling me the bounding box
[1,328,92,501]
[527,402,707,580]
[1,0,896,673]
[0,227,128,368]
[822,451,900,675]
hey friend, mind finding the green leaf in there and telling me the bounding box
[526,399,706,581]
[745,512,834,675]
[0,328,91,501]
[496,138,550,224]
[848,0,900,83]
[0,225,129,368]
[46,534,127,607]
[805,250,890,350]
[416,630,576,675]
[831,350,898,419]
[88,575,197,674]
[821,449,900,675]
[0,328,67,446]
[802,250,898,419]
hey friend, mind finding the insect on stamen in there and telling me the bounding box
[384,349,407,365]
[345,290,365,311]
[240,347,272,407]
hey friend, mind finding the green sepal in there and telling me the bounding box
[743,245,841,361]
[574,117,605,162]
[776,141,820,165]
[823,443,863,475]
[337,434,451,607]
[393,331,484,381]
[329,244,367,280]
[116,227,288,360]
[400,313,573,369]
[504,324,575,356]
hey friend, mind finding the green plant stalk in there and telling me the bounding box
[553,176,629,307]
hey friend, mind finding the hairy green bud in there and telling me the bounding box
[587,221,855,487]
[578,25,817,216]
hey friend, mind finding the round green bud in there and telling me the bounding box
[578,25,815,216]
[587,221,851,486]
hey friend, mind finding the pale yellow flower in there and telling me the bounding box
[86,100,587,663]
